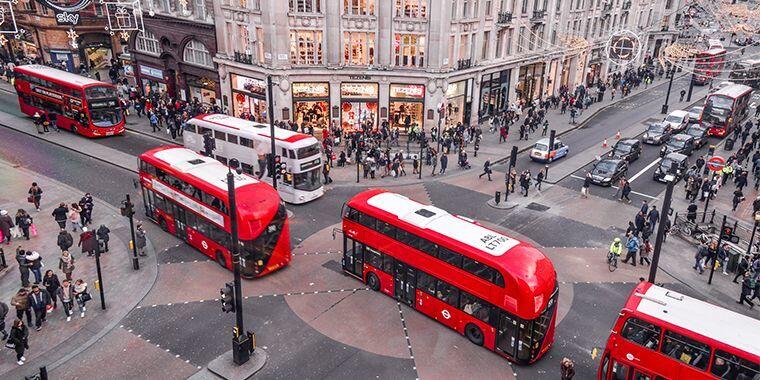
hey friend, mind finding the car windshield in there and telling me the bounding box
[648,124,666,134]
[296,143,321,158]
[615,144,632,153]
[293,169,322,191]
[660,158,674,170]
[668,139,686,149]
[594,161,617,173]
[686,126,704,137]
[534,143,549,151]
[89,108,124,128]
[665,115,683,123]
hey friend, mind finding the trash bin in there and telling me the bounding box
[725,138,734,151]
[726,245,741,273]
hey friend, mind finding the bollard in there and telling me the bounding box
[495,191,501,205]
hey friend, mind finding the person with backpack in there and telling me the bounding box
[57,229,74,252]
[96,224,111,252]
[11,288,31,325]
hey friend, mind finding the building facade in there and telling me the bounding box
[213,0,681,131]
[129,0,220,105]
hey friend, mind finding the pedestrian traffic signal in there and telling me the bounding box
[721,226,734,240]
[273,156,287,179]
[203,133,216,157]
[220,282,235,313]
[120,200,134,217]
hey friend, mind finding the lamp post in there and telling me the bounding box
[226,158,253,365]
[708,215,728,285]
[661,65,676,114]
[121,195,139,270]
[746,212,760,256]
[266,76,277,190]
[649,166,677,283]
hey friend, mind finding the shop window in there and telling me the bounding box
[395,0,426,17]
[343,32,375,66]
[289,0,321,13]
[345,0,375,15]
[289,30,323,65]
[183,40,214,68]
[394,34,425,68]
[660,330,711,370]
[135,30,160,55]
[194,0,207,19]
[621,317,661,350]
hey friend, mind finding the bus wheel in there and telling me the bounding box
[157,218,168,232]
[465,323,484,346]
[215,251,227,268]
[366,272,380,291]
[71,125,77,135]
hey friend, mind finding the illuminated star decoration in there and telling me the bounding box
[119,30,130,40]
[67,28,79,49]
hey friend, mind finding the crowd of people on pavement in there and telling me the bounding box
[0,183,112,366]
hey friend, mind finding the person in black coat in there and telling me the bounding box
[96,225,111,252]
[26,285,50,330]
[57,229,74,252]
[8,319,28,365]
[15,248,29,288]
[51,203,69,230]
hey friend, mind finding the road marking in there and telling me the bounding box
[628,157,661,183]
[568,174,659,200]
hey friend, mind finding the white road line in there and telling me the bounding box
[628,157,661,183]
[568,174,659,200]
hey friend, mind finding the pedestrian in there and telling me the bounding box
[27,285,50,331]
[96,224,110,252]
[78,226,97,257]
[52,203,68,230]
[439,154,448,175]
[0,209,14,245]
[15,248,30,287]
[136,223,148,256]
[49,111,58,133]
[732,188,745,212]
[535,169,545,191]
[73,279,89,318]
[11,288,31,325]
[647,206,660,230]
[430,151,438,176]
[479,160,492,181]
[56,279,75,321]
[14,209,32,240]
[560,357,575,380]
[679,89,686,102]
[581,173,591,198]
[620,179,632,203]
[68,203,83,232]
[639,239,652,266]
[570,107,577,124]
[0,301,8,340]
[7,319,29,366]
[59,251,75,281]
[149,111,159,132]
[27,182,43,212]
[737,273,755,309]
[733,254,751,284]
[79,193,94,226]
[640,200,649,215]
[42,270,61,311]
[621,232,639,266]
[25,250,43,284]
[57,228,74,252]
[694,242,709,274]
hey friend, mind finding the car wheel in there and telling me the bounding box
[464,323,485,346]
[366,272,380,291]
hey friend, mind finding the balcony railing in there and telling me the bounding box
[531,10,545,21]
[497,11,513,24]
[457,58,472,70]
[622,1,631,10]
[234,51,253,65]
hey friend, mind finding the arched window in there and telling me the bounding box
[135,30,160,55]
[183,40,213,68]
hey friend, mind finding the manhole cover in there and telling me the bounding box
[526,202,550,212]
[321,259,343,274]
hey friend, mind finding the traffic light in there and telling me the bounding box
[273,156,286,179]
[220,282,235,313]
[203,132,216,157]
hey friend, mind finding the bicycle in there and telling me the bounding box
[607,251,619,272]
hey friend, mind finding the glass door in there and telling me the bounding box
[394,261,416,306]
[142,188,155,219]
[342,237,364,278]
[172,203,187,241]
[496,312,519,359]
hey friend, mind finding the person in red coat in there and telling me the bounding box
[78,227,97,257]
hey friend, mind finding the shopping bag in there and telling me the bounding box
[27,195,34,203]
[10,226,19,238]
[29,224,37,237]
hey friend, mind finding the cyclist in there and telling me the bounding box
[609,237,623,262]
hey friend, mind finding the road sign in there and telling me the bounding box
[706,155,726,172]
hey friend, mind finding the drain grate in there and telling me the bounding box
[322,259,343,274]
[526,202,550,212]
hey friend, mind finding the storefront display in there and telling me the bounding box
[231,74,267,122]
[517,63,545,102]
[445,80,469,127]
[389,84,425,132]
[292,82,330,131]
[478,70,510,121]
[187,76,217,106]
[139,65,167,96]
[340,82,378,131]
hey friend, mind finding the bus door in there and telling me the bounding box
[170,203,188,241]
[393,262,416,306]
[142,187,156,220]
[342,237,364,278]
[496,312,519,359]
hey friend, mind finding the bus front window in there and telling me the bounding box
[293,169,322,191]
[89,108,124,127]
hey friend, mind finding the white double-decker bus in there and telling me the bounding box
[184,114,324,204]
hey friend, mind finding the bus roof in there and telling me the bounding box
[150,147,260,190]
[189,114,316,146]
[712,84,753,99]
[700,48,727,56]
[15,64,107,88]
[631,282,760,357]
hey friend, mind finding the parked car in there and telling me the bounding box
[687,106,703,122]
[643,122,673,145]
[530,138,569,163]
[590,159,628,186]
[609,139,642,162]
[684,124,709,149]
[653,153,689,182]
[663,110,690,133]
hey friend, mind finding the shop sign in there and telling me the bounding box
[341,83,378,99]
[390,84,425,99]
[349,75,371,80]
[139,65,163,79]
[445,81,466,98]
[232,74,266,97]
[293,82,329,98]
[123,64,134,77]
[54,11,80,26]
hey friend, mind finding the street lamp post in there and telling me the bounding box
[121,195,139,270]
[686,73,695,102]
[661,65,676,114]
[545,129,556,179]
[226,159,253,365]
[356,147,361,183]
[649,166,677,283]
[708,215,728,285]
[266,76,277,190]
[746,212,760,256]
[94,243,106,310]
[504,145,518,203]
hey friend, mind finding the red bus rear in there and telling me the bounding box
[342,189,558,364]
[693,49,726,85]
[13,64,125,137]
[598,282,760,379]
[138,146,291,278]
[700,84,753,137]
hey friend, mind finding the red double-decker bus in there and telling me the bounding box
[13,64,125,137]
[598,282,760,379]
[701,84,753,137]
[342,189,558,364]
[693,48,727,85]
[138,146,291,278]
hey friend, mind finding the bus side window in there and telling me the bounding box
[345,207,359,222]
[365,247,383,269]
[382,254,394,273]
[600,352,609,379]
[289,150,296,159]
[459,291,492,322]
[358,213,377,230]
[712,349,760,380]
[377,221,397,239]
[621,317,661,350]
[184,124,197,133]
[435,280,459,307]
[416,271,436,295]
[397,229,420,249]
[438,247,463,268]
[660,330,711,370]
[241,163,254,175]
[214,130,226,141]
[611,360,629,380]
[240,137,254,148]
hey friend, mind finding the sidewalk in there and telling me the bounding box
[0,159,158,378]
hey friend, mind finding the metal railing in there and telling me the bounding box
[497,11,513,24]
[234,51,253,65]
[456,58,472,70]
